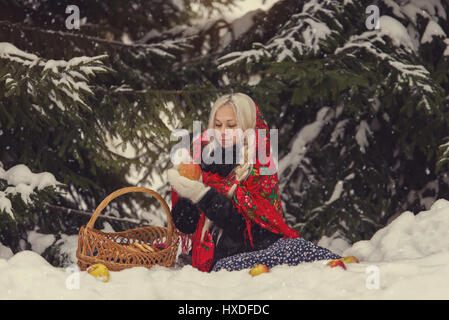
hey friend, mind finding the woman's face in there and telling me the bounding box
[214,103,240,147]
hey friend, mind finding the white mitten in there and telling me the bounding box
[167,168,210,203]
[168,147,211,237]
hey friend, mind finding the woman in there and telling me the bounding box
[167,93,341,272]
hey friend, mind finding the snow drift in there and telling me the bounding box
[343,199,449,262]
[2,199,449,299]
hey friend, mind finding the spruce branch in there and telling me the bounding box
[44,203,144,226]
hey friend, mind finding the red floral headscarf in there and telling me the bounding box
[171,102,299,272]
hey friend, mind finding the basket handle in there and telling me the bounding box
[86,187,174,237]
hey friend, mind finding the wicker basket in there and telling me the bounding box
[76,187,179,272]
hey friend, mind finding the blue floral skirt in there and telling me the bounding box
[211,238,341,272]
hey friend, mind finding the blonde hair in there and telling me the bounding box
[206,93,257,198]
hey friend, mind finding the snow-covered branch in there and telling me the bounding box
[0,42,108,113]
[0,164,61,220]
[218,0,343,68]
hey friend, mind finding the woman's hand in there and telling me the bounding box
[167,167,210,204]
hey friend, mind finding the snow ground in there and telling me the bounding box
[2,199,449,300]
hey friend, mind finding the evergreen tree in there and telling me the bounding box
[217,0,449,243]
[0,0,240,264]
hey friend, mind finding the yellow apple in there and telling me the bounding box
[87,263,110,282]
[340,256,359,264]
[249,264,269,277]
